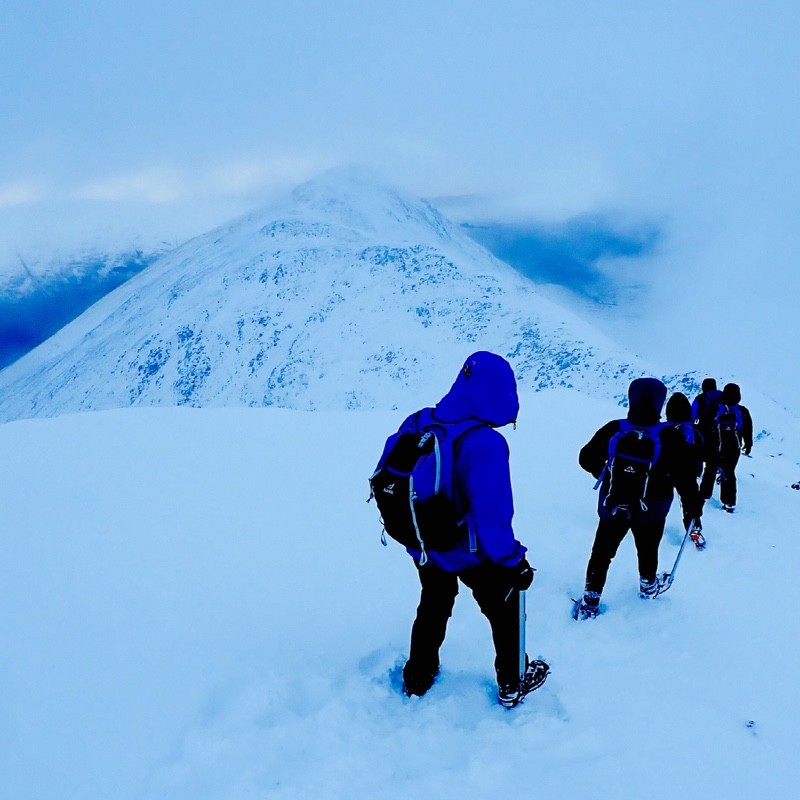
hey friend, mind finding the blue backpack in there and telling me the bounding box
[599,420,666,517]
[369,411,483,564]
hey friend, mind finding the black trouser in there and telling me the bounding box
[718,447,741,505]
[584,513,666,595]
[406,560,522,688]
[699,426,720,501]
[699,454,719,501]
[700,448,740,506]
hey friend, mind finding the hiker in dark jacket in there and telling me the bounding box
[573,378,704,620]
[393,352,548,707]
[666,392,706,548]
[709,382,753,512]
[692,378,723,500]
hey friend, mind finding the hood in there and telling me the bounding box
[434,351,519,427]
[701,377,718,392]
[665,391,692,423]
[626,377,667,426]
[721,382,741,404]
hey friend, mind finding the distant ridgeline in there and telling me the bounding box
[0,251,159,370]
[0,209,659,373]
[0,217,658,372]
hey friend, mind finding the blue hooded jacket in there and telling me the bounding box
[400,352,526,572]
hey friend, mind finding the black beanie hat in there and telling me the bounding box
[721,383,741,404]
[701,377,717,392]
[666,392,692,423]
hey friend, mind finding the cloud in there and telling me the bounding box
[0,182,44,208]
[204,154,330,198]
[75,167,187,204]
[70,155,332,207]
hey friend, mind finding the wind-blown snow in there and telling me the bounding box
[2,390,799,800]
[0,168,655,422]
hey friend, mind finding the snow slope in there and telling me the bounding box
[0,168,658,422]
[2,389,799,800]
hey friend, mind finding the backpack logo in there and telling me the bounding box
[382,483,395,495]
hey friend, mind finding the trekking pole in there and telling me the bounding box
[519,589,527,679]
[659,518,696,594]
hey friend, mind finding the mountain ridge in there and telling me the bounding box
[0,167,666,422]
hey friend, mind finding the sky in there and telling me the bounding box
[1,0,799,398]
[3,1,797,218]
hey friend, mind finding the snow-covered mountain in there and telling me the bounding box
[0,167,672,422]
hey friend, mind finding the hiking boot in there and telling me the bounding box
[690,531,706,549]
[722,504,735,513]
[639,576,662,599]
[498,658,550,708]
[688,519,705,549]
[572,591,601,620]
[401,663,440,698]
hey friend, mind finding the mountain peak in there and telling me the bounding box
[285,164,452,243]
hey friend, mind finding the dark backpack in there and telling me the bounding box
[368,414,482,564]
[599,420,666,517]
[694,391,721,430]
[672,421,703,476]
[673,421,699,446]
[716,404,743,452]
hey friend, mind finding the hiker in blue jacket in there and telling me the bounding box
[574,378,703,620]
[396,351,548,707]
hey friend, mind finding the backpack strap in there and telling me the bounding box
[419,415,488,554]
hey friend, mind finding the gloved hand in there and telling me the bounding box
[512,558,535,591]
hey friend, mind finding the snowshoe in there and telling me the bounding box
[571,592,601,620]
[639,576,665,599]
[498,657,550,708]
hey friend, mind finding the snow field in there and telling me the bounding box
[1,388,799,799]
